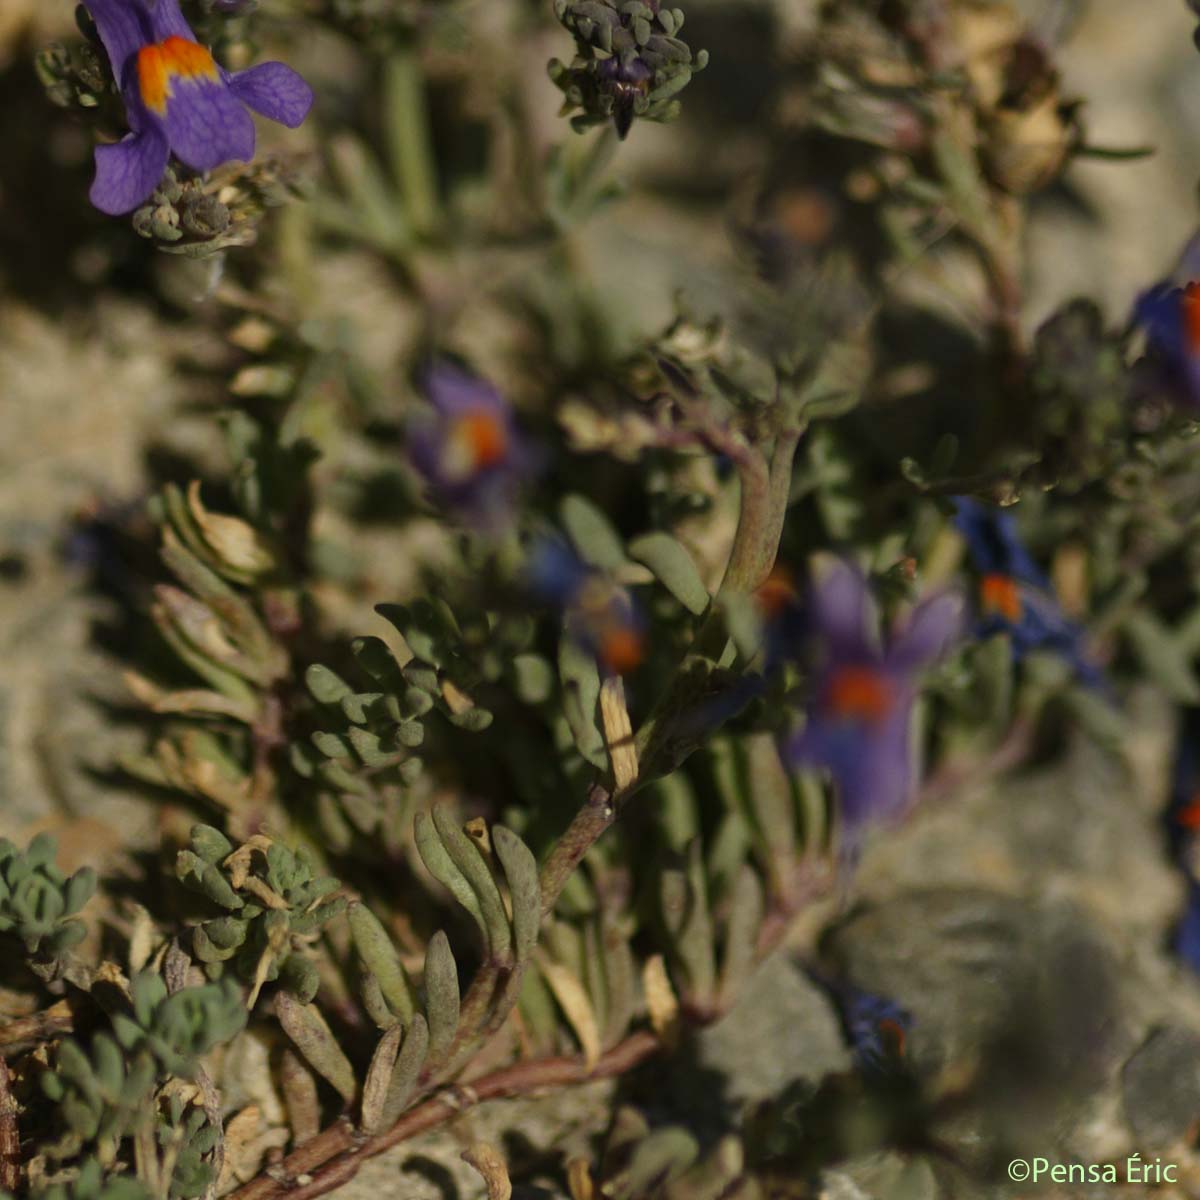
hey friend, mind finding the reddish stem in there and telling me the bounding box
[226,1033,661,1200]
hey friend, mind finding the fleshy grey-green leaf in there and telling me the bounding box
[423,931,460,1067]
[348,902,416,1025]
[628,533,709,615]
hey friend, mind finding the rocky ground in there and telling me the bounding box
[3,1,1200,1197]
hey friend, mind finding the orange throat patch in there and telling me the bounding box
[598,625,645,675]
[1185,283,1200,352]
[825,665,893,724]
[754,565,797,619]
[979,573,1022,623]
[1177,795,1200,830]
[137,36,220,115]
[443,409,509,479]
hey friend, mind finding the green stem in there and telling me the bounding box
[630,428,803,781]
[383,44,440,240]
[720,428,803,594]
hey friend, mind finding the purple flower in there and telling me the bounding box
[527,540,645,676]
[407,364,530,529]
[1134,281,1200,409]
[82,0,312,215]
[783,562,962,850]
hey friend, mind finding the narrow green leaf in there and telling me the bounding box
[492,826,540,963]
[719,865,763,1005]
[659,841,716,1006]
[361,1023,401,1134]
[430,807,512,962]
[423,931,460,1068]
[628,533,709,615]
[414,812,487,938]
[347,902,416,1025]
[561,495,626,570]
[360,971,397,1031]
[600,915,636,1047]
[516,966,559,1056]
[559,633,607,767]
[276,993,357,1102]
[381,1014,429,1125]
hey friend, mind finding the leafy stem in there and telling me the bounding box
[383,42,440,242]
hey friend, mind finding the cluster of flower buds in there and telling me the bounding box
[131,159,310,257]
[35,35,109,111]
[549,0,708,139]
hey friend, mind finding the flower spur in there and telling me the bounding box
[83,0,313,215]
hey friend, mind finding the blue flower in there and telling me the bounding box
[1176,884,1200,974]
[754,563,807,668]
[783,561,963,850]
[1134,281,1200,410]
[528,540,645,675]
[810,969,913,1077]
[953,497,1105,689]
[844,988,907,1075]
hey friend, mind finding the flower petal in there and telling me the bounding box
[424,363,506,418]
[887,591,963,674]
[953,497,1047,586]
[811,558,879,662]
[147,0,199,41]
[227,61,314,128]
[1176,884,1200,973]
[1136,284,1186,361]
[161,76,255,172]
[786,699,916,847]
[526,540,590,607]
[89,127,170,215]
[1135,283,1200,408]
[82,0,152,80]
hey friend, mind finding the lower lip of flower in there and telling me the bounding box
[824,665,893,723]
